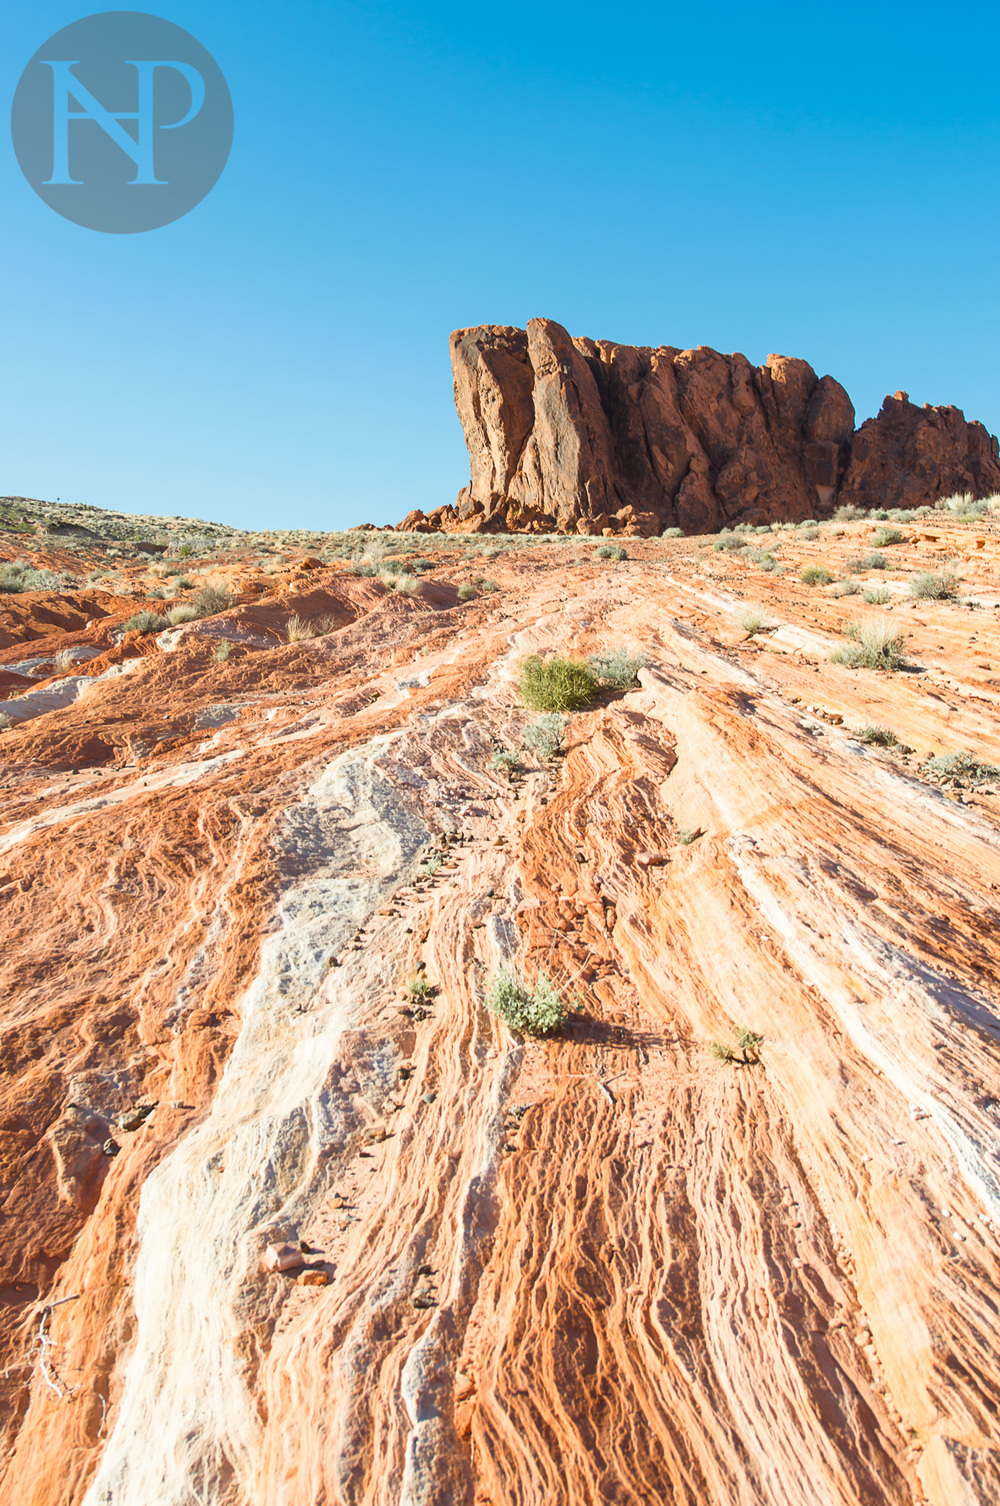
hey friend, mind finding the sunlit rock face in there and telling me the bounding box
[397,320,1000,538]
[2,519,1000,1506]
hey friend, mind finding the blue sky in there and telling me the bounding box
[2,0,999,531]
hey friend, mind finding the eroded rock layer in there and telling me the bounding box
[398,320,1000,535]
[2,519,1000,1504]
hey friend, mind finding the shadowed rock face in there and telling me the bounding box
[398,320,1000,535]
[4,520,1000,1506]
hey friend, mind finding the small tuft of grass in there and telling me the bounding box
[708,1026,763,1065]
[595,544,627,561]
[829,615,905,671]
[167,603,198,625]
[484,967,569,1036]
[490,748,521,775]
[661,526,684,537]
[830,579,861,597]
[800,565,833,586]
[834,503,866,520]
[53,648,76,673]
[213,639,234,662]
[519,655,598,712]
[739,608,772,636]
[862,586,892,605]
[908,570,960,600]
[856,724,899,747]
[286,613,337,642]
[406,970,433,1000]
[676,826,702,846]
[871,526,907,547]
[456,582,478,601]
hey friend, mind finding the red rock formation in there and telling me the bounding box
[398,321,1000,536]
[840,390,1000,511]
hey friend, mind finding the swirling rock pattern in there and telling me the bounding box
[1,518,1000,1504]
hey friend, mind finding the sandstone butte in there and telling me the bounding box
[397,319,1000,538]
[0,489,1000,1506]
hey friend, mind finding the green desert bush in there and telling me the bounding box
[484,967,568,1035]
[799,526,820,541]
[834,504,866,521]
[747,548,778,570]
[829,615,905,671]
[926,751,1000,783]
[0,561,66,593]
[712,536,747,553]
[519,655,597,712]
[595,544,627,561]
[213,640,234,662]
[830,579,861,597]
[191,584,232,618]
[522,713,568,758]
[121,610,168,634]
[937,491,987,519]
[456,583,478,601]
[490,748,521,775]
[800,564,833,586]
[406,969,434,1000]
[0,712,12,732]
[856,724,899,747]
[661,526,684,537]
[587,648,648,688]
[862,586,892,605]
[871,526,907,547]
[908,570,960,600]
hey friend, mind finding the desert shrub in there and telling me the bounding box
[908,570,960,600]
[380,558,407,576]
[191,584,232,618]
[406,970,433,1000]
[390,573,421,596]
[177,543,194,559]
[408,558,435,573]
[53,648,76,673]
[167,603,198,625]
[490,748,521,774]
[856,724,899,747]
[595,544,627,560]
[846,551,887,572]
[746,548,778,570]
[926,751,1000,783]
[739,608,771,636]
[871,526,907,547]
[484,967,567,1035]
[522,713,567,758]
[661,526,684,537]
[457,583,477,601]
[478,578,501,592]
[937,491,987,518]
[831,578,861,596]
[834,503,866,521]
[712,536,747,553]
[0,712,12,731]
[862,586,891,605]
[0,561,66,593]
[829,616,905,670]
[800,565,833,585]
[175,575,194,589]
[213,640,233,662]
[519,655,597,712]
[422,856,442,877]
[286,613,337,642]
[121,610,168,634]
[588,648,648,688]
[708,1026,763,1065]
[799,526,820,541]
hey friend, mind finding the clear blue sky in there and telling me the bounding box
[2,1,999,531]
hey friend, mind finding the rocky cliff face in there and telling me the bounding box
[2,516,1000,1504]
[398,320,1000,535]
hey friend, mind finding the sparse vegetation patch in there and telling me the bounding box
[484,967,569,1035]
[519,655,598,712]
